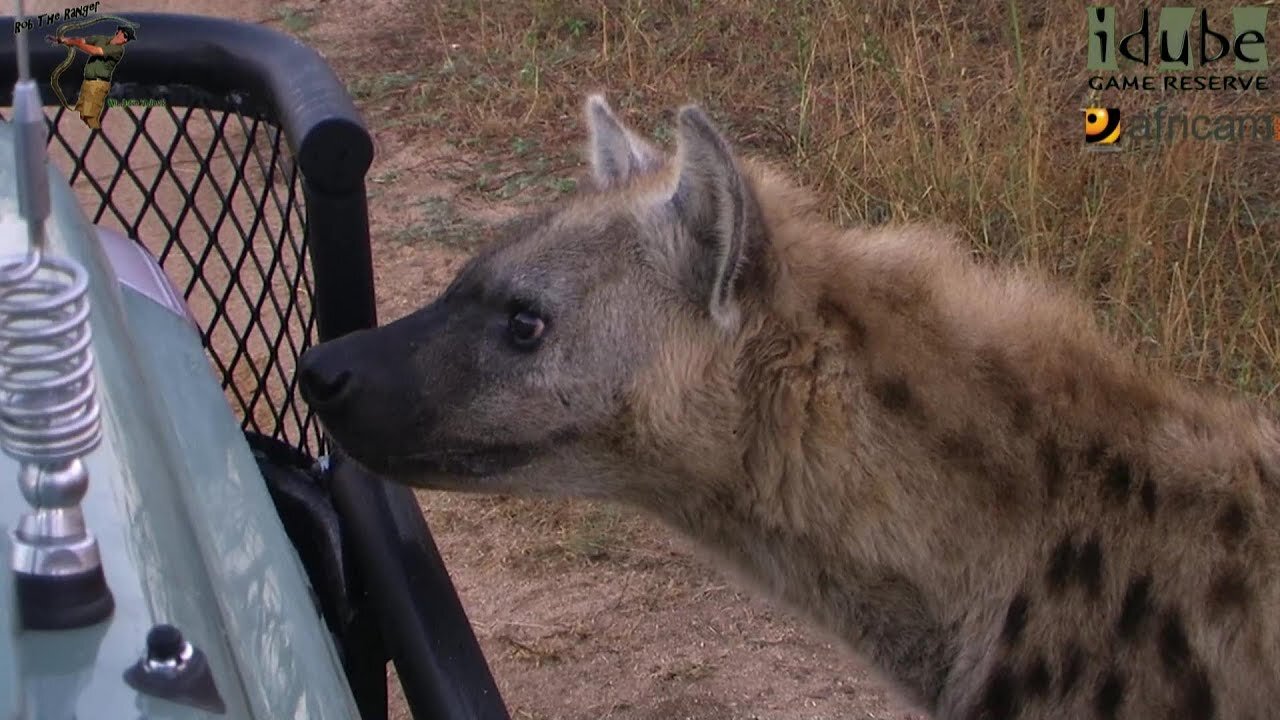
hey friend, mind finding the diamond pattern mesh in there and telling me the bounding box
[2,98,326,458]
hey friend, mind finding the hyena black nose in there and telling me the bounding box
[298,346,356,409]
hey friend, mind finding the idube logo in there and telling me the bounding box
[1087,6,1270,92]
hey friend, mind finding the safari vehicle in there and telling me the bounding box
[0,8,510,719]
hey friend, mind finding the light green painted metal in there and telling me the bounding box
[0,120,361,718]
[1,534,19,720]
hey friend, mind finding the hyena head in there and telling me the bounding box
[298,95,774,503]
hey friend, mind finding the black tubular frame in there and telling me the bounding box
[0,13,509,720]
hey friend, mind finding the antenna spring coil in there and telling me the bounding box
[0,250,102,466]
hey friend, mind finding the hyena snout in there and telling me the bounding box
[297,344,355,410]
[298,333,378,448]
[297,326,436,470]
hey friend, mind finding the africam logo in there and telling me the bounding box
[1084,105,1280,150]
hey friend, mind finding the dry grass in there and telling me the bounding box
[340,0,1280,401]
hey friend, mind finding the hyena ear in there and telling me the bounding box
[586,94,661,189]
[668,105,757,331]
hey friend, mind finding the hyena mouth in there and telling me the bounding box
[394,444,540,478]
[342,441,543,480]
[374,426,587,482]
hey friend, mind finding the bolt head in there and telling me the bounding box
[146,623,185,662]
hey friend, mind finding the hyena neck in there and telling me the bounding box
[646,201,1280,714]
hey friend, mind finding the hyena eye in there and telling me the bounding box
[508,309,546,349]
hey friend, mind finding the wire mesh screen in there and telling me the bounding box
[1,98,326,459]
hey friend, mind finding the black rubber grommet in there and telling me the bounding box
[15,566,115,630]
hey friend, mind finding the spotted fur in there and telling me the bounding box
[299,95,1280,719]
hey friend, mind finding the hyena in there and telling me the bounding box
[297,95,1280,719]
